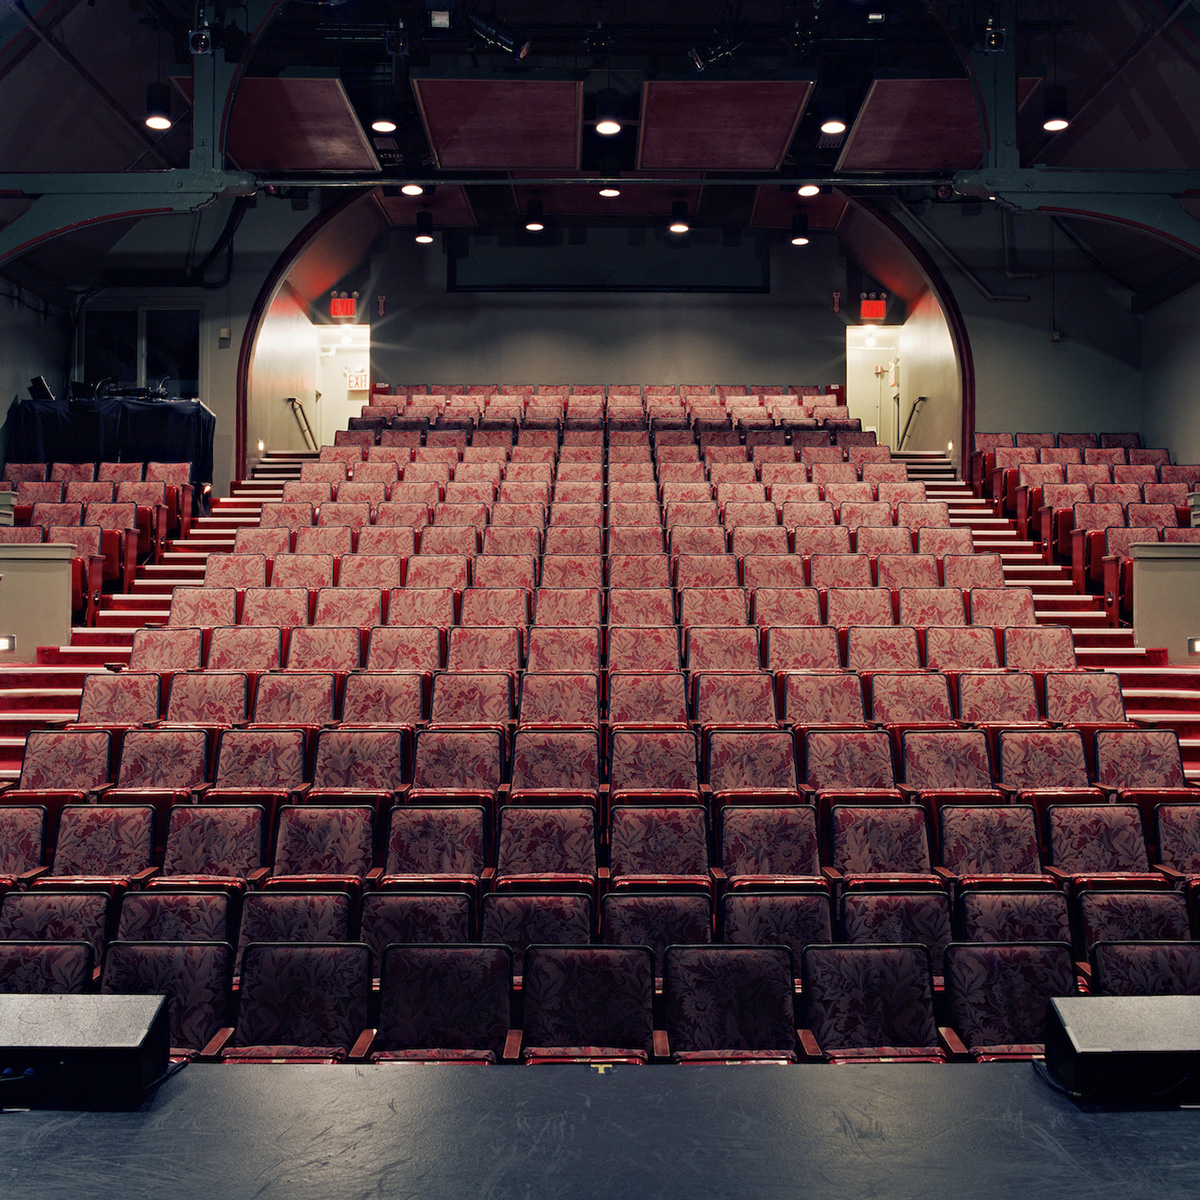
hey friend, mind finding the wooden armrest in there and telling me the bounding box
[798,1028,823,1060]
[596,866,610,882]
[349,1028,377,1061]
[932,866,957,884]
[938,1026,970,1060]
[131,866,159,885]
[198,1027,235,1061]
[710,867,728,885]
[1157,864,1186,884]
[15,866,51,884]
[364,867,384,884]
[503,1028,523,1062]
[652,1029,671,1060]
[1044,866,1071,884]
[821,866,843,885]
[247,866,271,885]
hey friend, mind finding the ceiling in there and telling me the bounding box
[2,1,1200,302]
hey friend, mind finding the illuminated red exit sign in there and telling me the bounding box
[860,297,887,321]
[330,296,356,319]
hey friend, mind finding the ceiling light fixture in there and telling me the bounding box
[145,81,172,131]
[595,87,622,136]
[790,213,811,246]
[525,199,545,232]
[1042,83,1069,132]
[668,200,690,234]
[466,11,531,58]
[401,182,425,197]
[599,184,621,198]
[820,113,847,136]
[797,183,820,197]
[414,210,434,244]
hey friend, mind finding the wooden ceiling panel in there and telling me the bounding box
[374,185,477,227]
[837,78,1038,173]
[638,80,812,171]
[750,187,847,230]
[511,173,704,218]
[413,78,582,170]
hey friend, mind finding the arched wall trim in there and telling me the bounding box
[235,188,372,477]
[849,197,975,477]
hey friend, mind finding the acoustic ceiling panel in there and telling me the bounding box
[178,76,380,172]
[637,80,812,171]
[838,77,1039,172]
[413,78,582,170]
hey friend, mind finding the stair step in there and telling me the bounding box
[105,594,173,612]
[1076,646,1171,669]
[0,688,82,711]
[37,645,131,667]
[69,624,140,646]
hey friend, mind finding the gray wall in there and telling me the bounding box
[1141,281,1200,464]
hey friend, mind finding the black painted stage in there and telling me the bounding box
[1,1063,1197,1200]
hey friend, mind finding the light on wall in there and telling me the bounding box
[145,82,172,130]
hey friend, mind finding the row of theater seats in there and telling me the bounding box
[10,931,1198,1064]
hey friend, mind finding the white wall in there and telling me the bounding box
[899,288,960,456]
[247,282,319,463]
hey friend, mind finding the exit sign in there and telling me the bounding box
[330,296,356,319]
[346,370,370,391]
[860,297,887,321]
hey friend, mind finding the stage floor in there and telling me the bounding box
[1,1062,1196,1200]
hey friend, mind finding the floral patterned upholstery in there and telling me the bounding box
[367,626,441,672]
[413,728,503,794]
[938,804,1045,878]
[430,673,513,726]
[251,674,335,726]
[694,672,777,727]
[516,673,598,727]
[1095,729,1190,791]
[338,674,422,730]
[607,588,676,627]
[446,627,522,673]
[49,805,154,877]
[371,944,511,1062]
[383,806,487,881]
[664,944,797,1061]
[167,586,237,628]
[76,672,160,726]
[610,731,699,797]
[810,554,872,589]
[206,626,281,671]
[917,528,973,556]
[944,942,1076,1058]
[240,586,309,627]
[0,807,45,874]
[804,730,897,792]
[382,586,454,629]
[293,527,352,556]
[751,583,819,629]
[1047,804,1151,873]
[782,671,864,725]
[685,626,759,672]
[1077,890,1191,952]
[510,730,600,794]
[1003,625,1077,671]
[479,893,592,963]
[532,587,601,627]
[958,890,1070,942]
[1092,942,1200,996]
[968,587,1036,628]
[312,586,382,628]
[310,728,404,792]
[823,589,893,631]
[160,805,264,879]
[270,806,374,881]
[495,805,597,889]
[606,555,670,589]
[1155,805,1200,873]
[674,555,739,590]
[540,556,604,590]
[0,942,93,994]
[707,731,799,794]
[721,893,832,963]
[839,892,952,969]
[0,891,110,959]
[601,893,713,974]
[896,501,950,529]
[1042,671,1126,725]
[876,555,940,590]
[829,806,933,878]
[733,529,789,559]
[870,673,953,726]
[360,893,471,958]
[164,672,247,725]
[609,805,709,888]
[317,502,370,534]
[923,626,999,671]
[226,942,370,1060]
[285,626,361,671]
[784,505,840,531]
[214,729,306,789]
[459,587,531,628]
[838,502,892,528]
[18,729,112,792]
[607,672,688,725]
[270,554,334,590]
[999,729,1092,790]
[526,627,602,672]
[116,891,231,941]
[956,673,1040,727]
[801,944,941,1060]
[114,728,208,790]
[234,892,352,972]
[720,805,820,883]
[898,588,966,628]
[679,589,749,632]
[845,626,920,671]
[357,526,416,556]
[855,527,914,557]
[543,528,602,556]
[606,527,664,556]
[521,946,654,1061]
[257,501,314,528]
[607,626,680,671]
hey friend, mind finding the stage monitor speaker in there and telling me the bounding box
[1044,995,1200,1102]
[0,993,170,1110]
